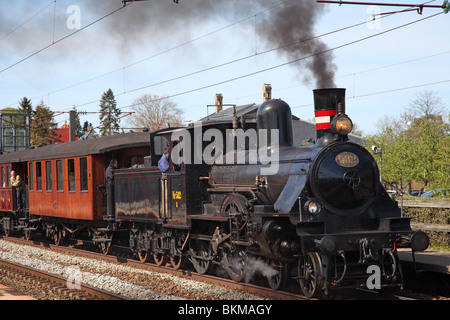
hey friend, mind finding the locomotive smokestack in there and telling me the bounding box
[263,84,272,102]
[215,93,223,113]
[313,88,346,141]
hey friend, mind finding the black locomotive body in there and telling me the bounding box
[0,87,428,297]
[112,88,429,297]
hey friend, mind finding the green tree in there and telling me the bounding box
[407,91,449,190]
[31,101,57,146]
[18,97,33,115]
[364,117,410,188]
[79,120,93,137]
[408,114,449,189]
[99,89,121,136]
[365,91,449,191]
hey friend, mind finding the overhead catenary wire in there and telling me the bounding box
[68,10,444,113]
[7,0,292,108]
[2,1,446,125]
[15,0,430,106]
[290,78,450,110]
[0,2,131,75]
[316,0,449,15]
[41,8,441,113]
[3,0,434,110]
[0,1,55,42]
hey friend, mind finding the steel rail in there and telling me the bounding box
[0,257,130,300]
[1,236,311,300]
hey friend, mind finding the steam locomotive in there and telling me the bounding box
[0,87,428,297]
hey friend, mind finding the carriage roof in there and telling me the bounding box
[0,132,150,164]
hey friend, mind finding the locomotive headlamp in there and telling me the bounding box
[305,200,321,215]
[331,114,353,135]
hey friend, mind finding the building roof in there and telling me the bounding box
[197,103,258,124]
[53,123,79,143]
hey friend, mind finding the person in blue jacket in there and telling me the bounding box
[158,147,170,173]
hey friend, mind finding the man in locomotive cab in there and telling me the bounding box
[158,147,170,173]
[105,159,118,220]
[105,159,118,187]
[10,170,25,213]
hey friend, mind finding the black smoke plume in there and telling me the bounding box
[90,0,337,88]
[1,0,336,88]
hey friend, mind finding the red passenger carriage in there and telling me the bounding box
[0,132,150,248]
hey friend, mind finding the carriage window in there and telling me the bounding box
[6,166,11,187]
[29,163,33,191]
[36,162,42,191]
[80,158,88,191]
[1,167,5,188]
[56,160,63,191]
[46,161,52,191]
[68,159,75,192]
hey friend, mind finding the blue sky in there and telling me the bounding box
[1,0,449,136]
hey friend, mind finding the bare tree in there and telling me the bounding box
[407,90,446,120]
[127,94,184,132]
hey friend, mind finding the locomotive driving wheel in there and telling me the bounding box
[267,260,287,290]
[189,239,213,274]
[224,248,247,282]
[220,193,249,282]
[298,252,322,298]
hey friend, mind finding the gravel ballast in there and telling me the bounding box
[0,240,265,300]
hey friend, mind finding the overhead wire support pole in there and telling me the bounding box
[316,0,450,14]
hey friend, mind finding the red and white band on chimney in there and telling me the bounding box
[315,109,337,130]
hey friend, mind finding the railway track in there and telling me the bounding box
[0,235,309,300]
[0,256,130,300]
[0,236,439,300]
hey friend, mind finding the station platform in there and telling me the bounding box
[398,249,450,274]
[0,284,36,300]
